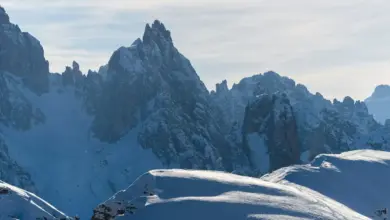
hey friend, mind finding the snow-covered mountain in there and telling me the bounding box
[1,5,390,219]
[212,71,381,173]
[92,150,390,220]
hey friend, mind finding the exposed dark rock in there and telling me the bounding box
[242,93,301,172]
[0,7,49,94]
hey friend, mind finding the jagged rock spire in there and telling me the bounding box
[216,80,229,94]
[0,5,49,94]
[142,19,172,44]
[0,5,10,24]
[72,60,80,72]
[62,61,83,87]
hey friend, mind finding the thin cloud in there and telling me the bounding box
[2,0,390,100]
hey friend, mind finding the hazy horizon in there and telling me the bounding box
[3,0,390,100]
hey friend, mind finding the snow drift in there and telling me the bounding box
[263,149,390,219]
[93,150,390,220]
[1,150,390,219]
[0,180,70,219]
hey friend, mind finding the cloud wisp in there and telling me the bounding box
[2,0,390,100]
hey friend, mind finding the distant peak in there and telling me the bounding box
[342,96,355,106]
[152,20,165,30]
[143,20,172,44]
[0,5,10,24]
[216,80,229,94]
[131,38,142,47]
[263,70,280,77]
[64,61,81,73]
[371,84,390,99]
[72,61,80,72]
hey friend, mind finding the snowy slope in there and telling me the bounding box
[262,149,390,219]
[1,84,163,219]
[0,180,70,219]
[92,169,370,220]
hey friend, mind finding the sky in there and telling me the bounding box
[2,0,390,100]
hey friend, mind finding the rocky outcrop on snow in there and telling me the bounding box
[333,97,379,133]
[212,71,381,165]
[0,7,49,94]
[242,93,300,173]
[62,61,84,88]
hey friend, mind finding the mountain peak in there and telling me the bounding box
[143,19,172,44]
[371,84,390,99]
[152,20,167,32]
[0,5,10,24]
[342,96,355,106]
[216,80,229,94]
[72,60,80,72]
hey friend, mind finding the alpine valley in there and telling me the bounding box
[1,6,390,220]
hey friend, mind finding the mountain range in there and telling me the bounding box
[1,6,390,219]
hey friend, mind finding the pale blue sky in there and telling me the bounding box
[3,0,390,100]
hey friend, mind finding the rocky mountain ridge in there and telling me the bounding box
[0,6,389,218]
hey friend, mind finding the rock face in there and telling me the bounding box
[0,6,389,218]
[62,61,84,88]
[0,72,45,130]
[0,7,49,94]
[86,21,238,171]
[0,136,36,193]
[0,6,9,24]
[212,71,380,167]
[242,93,300,172]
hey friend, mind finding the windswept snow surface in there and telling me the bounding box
[0,181,70,219]
[262,149,390,219]
[94,168,370,220]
